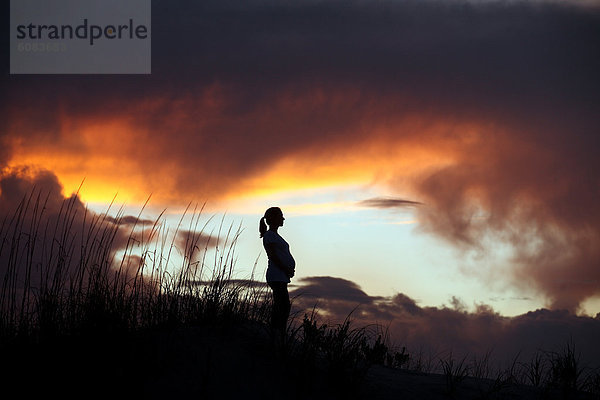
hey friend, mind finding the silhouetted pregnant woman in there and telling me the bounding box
[260,207,295,339]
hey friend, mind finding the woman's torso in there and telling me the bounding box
[263,230,295,283]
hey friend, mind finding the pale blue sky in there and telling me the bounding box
[90,183,597,318]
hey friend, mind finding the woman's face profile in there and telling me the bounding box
[275,211,285,227]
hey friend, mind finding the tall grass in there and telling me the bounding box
[433,344,600,398]
[4,189,598,398]
[0,190,270,346]
[0,189,394,398]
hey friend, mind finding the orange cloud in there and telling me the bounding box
[6,87,471,206]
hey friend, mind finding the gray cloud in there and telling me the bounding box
[173,229,222,269]
[358,197,423,209]
[104,215,156,226]
[290,276,600,370]
[293,276,384,304]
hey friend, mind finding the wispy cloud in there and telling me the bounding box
[104,215,155,226]
[357,197,423,209]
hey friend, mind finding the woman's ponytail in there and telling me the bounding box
[259,216,267,238]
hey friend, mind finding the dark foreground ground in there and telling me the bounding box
[2,322,597,400]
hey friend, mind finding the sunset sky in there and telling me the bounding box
[2,0,600,360]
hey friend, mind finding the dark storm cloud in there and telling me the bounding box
[291,276,600,370]
[4,0,599,158]
[2,0,599,309]
[412,145,600,310]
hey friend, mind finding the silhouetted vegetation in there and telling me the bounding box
[0,191,394,398]
[1,190,598,399]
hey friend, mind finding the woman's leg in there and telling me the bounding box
[268,282,290,334]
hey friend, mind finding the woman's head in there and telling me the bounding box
[259,207,285,237]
